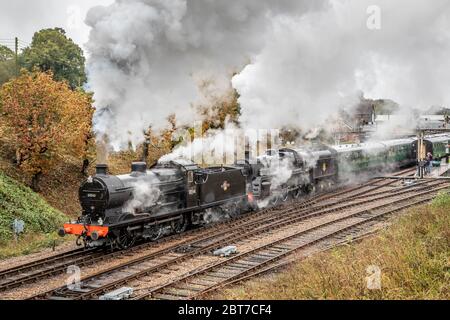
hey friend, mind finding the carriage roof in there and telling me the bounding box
[423,134,450,143]
[331,142,386,154]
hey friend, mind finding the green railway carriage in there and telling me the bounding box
[411,134,450,160]
[332,142,387,178]
[426,135,450,159]
[331,138,416,180]
[382,139,416,167]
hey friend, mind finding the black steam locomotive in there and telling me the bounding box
[61,160,250,248]
[59,134,450,249]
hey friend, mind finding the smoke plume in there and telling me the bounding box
[122,175,161,213]
[86,0,450,149]
[234,0,450,131]
[85,0,324,148]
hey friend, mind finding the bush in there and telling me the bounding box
[0,172,67,243]
[431,191,450,210]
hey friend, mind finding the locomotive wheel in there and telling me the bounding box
[307,184,316,195]
[149,227,164,241]
[76,235,84,247]
[269,194,280,207]
[203,208,223,224]
[203,209,213,224]
[291,188,302,200]
[171,217,188,234]
[117,231,136,250]
[227,203,241,219]
[116,214,137,249]
[281,190,290,202]
[318,181,326,192]
[327,180,335,190]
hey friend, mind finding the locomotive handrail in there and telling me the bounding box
[115,178,185,192]
[115,186,134,192]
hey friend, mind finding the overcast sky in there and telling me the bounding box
[0,0,113,51]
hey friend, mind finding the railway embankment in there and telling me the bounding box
[215,192,450,300]
[0,172,68,259]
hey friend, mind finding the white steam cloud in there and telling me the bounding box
[259,155,294,191]
[234,0,450,131]
[122,176,161,213]
[85,0,450,149]
[159,123,242,165]
[85,0,323,148]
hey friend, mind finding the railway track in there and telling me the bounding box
[321,167,417,203]
[0,248,88,279]
[197,229,382,298]
[133,187,446,300]
[28,175,448,300]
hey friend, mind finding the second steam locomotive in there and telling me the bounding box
[59,134,450,249]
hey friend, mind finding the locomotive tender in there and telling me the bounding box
[60,134,450,249]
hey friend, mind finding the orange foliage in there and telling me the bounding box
[199,89,241,132]
[0,70,94,189]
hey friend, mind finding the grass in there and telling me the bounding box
[0,233,70,259]
[215,192,450,300]
[0,171,69,258]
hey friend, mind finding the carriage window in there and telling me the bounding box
[188,171,194,183]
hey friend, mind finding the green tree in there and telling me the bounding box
[0,45,14,61]
[22,28,87,89]
[0,45,16,85]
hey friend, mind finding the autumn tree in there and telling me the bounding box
[62,89,97,176]
[22,28,87,89]
[0,70,95,190]
[141,115,180,164]
[199,89,241,132]
[106,116,180,175]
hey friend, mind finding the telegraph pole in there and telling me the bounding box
[14,37,19,75]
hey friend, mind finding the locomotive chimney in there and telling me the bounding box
[245,150,250,163]
[131,162,147,173]
[96,164,108,175]
[244,141,253,164]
